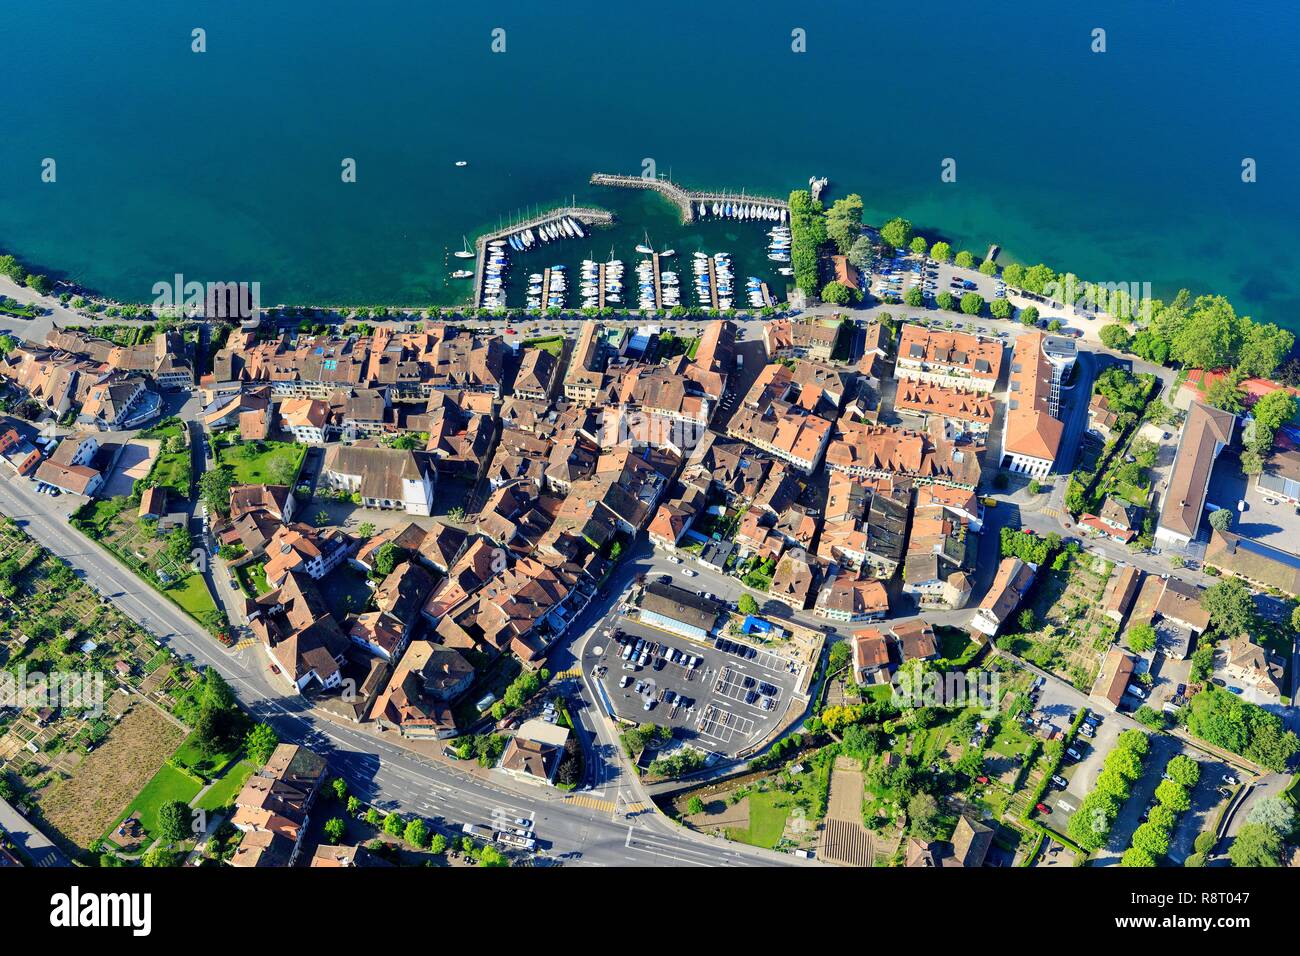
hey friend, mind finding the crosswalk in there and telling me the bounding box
[563,793,649,815]
[232,638,258,651]
[1042,507,1061,519]
[552,667,583,680]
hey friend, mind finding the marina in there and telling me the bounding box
[472,206,613,308]
[590,172,788,224]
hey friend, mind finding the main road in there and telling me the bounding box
[0,471,809,867]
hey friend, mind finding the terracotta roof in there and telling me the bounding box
[1003,331,1064,462]
[1158,402,1235,539]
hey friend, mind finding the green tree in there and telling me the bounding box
[1131,821,1170,858]
[324,817,346,844]
[156,800,191,843]
[383,812,405,837]
[1018,609,1036,632]
[1099,324,1133,351]
[1128,623,1157,653]
[1155,779,1191,813]
[879,217,912,250]
[331,777,348,802]
[821,281,853,306]
[1201,578,1257,636]
[935,291,956,311]
[1120,846,1157,868]
[373,541,403,578]
[357,522,376,538]
[1237,321,1294,379]
[1020,305,1039,326]
[404,817,429,848]
[978,258,998,276]
[960,292,984,315]
[687,796,706,815]
[737,593,759,616]
[1208,508,1232,533]
[1229,821,1284,867]
[347,795,361,816]
[904,285,924,308]
[909,236,928,256]
[430,833,449,855]
[244,722,278,764]
[989,297,1012,320]
[929,241,952,263]
[954,250,975,269]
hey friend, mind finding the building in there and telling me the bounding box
[321,445,437,515]
[726,401,833,474]
[34,459,103,497]
[1102,565,1143,624]
[825,419,981,489]
[1091,646,1136,711]
[247,572,350,693]
[513,347,559,402]
[263,523,353,588]
[999,331,1072,478]
[230,483,296,524]
[229,744,327,867]
[139,486,168,520]
[764,318,840,362]
[1204,529,1300,597]
[947,815,994,868]
[1088,392,1120,441]
[638,582,722,641]
[901,504,974,610]
[370,640,470,739]
[814,572,889,623]
[499,719,570,786]
[0,423,41,477]
[1256,430,1300,505]
[1155,402,1235,549]
[894,381,995,438]
[895,324,1004,393]
[563,320,606,405]
[768,550,818,610]
[1223,634,1286,700]
[859,484,911,579]
[277,397,329,444]
[852,628,892,683]
[893,618,938,664]
[971,557,1036,637]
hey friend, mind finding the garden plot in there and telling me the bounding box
[1003,551,1119,691]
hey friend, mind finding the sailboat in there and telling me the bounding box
[454,236,475,259]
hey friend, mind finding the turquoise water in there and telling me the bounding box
[0,0,1296,323]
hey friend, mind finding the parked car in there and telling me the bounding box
[1051,774,1069,788]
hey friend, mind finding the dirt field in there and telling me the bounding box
[36,701,185,852]
[819,757,875,866]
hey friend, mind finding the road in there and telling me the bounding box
[0,470,809,867]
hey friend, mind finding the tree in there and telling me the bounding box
[1229,821,1284,867]
[1250,389,1297,451]
[1120,846,1157,868]
[1027,479,1041,495]
[1019,305,1039,327]
[199,467,237,517]
[165,525,194,564]
[141,847,181,868]
[1155,779,1191,813]
[848,235,874,271]
[1128,622,1157,654]
[1099,323,1133,351]
[821,281,853,306]
[825,194,863,254]
[979,258,998,276]
[909,236,928,256]
[907,792,940,837]
[904,285,924,308]
[1291,603,1300,634]
[954,250,975,269]
[1002,263,1025,287]
[383,813,405,837]
[331,777,348,802]
[365,807,381,827]
[879,217,912,250]
[430,833,448,855]
[1201,578,1257,636]
[989,297,1012,320]
[1134,705,1167,730]
[347,796,361,815]
[960,292,984,315]
[687,796,706,815]
[244,722,278,764]
[156,801,191,843]
[737,593,759,616]
[1165,755,1201,788]
[1131,822,1170,858]
[1245,795,1295,836]
[478,845,509,867]
[1205,368,1247,413]
[935,291,956,311]
[25,273,52,295]
[1208,508,1233,533]
[1237,321,1294,378]
[404,817,429,848]
[357,522,376,539]
[1018,609,1036,632]
[324,817,346,844]
[929,241,951,263]
[373,541,403,578]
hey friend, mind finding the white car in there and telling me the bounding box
[682,568,696,576]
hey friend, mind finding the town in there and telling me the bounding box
[0,194,1295,875]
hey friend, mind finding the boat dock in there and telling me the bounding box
[597,262,607,310]
[590,172,788,224]
[540,268,553,307]
[472,205,613,307]
[651,253,664,310]
[705,257,719,310]
[760,282,774,308]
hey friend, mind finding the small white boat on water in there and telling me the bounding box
[635,244,654,255]
[450,270,473,278]
[455,160,468,167]
[454,236,475,259]
[659,249,675,258]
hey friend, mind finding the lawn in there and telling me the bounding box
[113,762,204,840]
[725,790,791,848]
[163,572,221,625]
[217,440,306,485]
[196,758,258,812]
[172,730,240,780]
[236,560,271,597]
[522,335,563,357]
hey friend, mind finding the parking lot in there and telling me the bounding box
[583,611,798,758]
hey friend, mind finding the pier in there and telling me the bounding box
[651,253,663,311]
[590,172,788,224]
[597,262,607,310]
[472,205,614,308]
[705,257,719,311]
